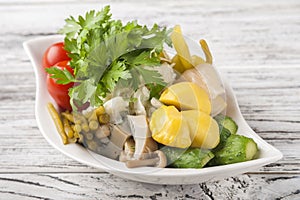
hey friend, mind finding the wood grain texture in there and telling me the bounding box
[0,173,299,200]
[1,0,300,71]
[0,0,300,199]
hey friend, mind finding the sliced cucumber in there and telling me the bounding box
[162,147,214,168]
[208,134,258,166]
[245,139,259,160]
[212,127,231,152]
[214,115,238,134]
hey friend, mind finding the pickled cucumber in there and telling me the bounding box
[208,134,258,166]
[162,147,214,168]
[212,127,231,152]
[214,115,238,134]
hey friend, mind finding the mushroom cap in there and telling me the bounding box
[154,150,167,168]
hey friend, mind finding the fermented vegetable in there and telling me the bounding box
[43,6,259,169]
[170,25,193,72]
[182,110,220,149]
[215,115,238,134]
[199,39,212,64]
[212,127,232,152]
[150,105,191,148]
[208,134,258,166]
[159,82,211,114]
[47,103,68,144]
[162,147,214,168]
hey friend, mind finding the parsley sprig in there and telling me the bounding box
[46,5,172,110]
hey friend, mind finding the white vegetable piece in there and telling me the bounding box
[104,97,128,124]
[195,63,225,99]
[133,86,150,115]
[181,63,227,116]
[196,64,227,116]
[148,62,177,84]
[211,95,227,117]
[127,115,157,159]
[150,97,163,108]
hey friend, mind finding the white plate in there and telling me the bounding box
[24,35,282,185]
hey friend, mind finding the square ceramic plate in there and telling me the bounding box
[23,35,282,185]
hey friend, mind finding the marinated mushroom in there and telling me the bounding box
[110,125,132,148]
[119,151,129,162]
[125,150,167,168]
[124,138,135,154]
[95,124,131,160]
[127,115,158,159]
[119,138,135,162]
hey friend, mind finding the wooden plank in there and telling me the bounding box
[0,0,300,71]
[0,173,299,199]
[220,67,300,140]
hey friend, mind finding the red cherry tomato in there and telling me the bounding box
[43,42,70,68]
[47,61,74,111]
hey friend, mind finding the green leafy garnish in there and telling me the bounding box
[147,83,165,99]
[45,67,76,84]
[101,61,131,92]
[47,5,171,109]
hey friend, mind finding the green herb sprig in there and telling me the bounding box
[46,5,172,110]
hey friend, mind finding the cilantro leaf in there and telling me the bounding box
[147,83,165,99]
[45,67,76,84]
[122,50,161,67]
[58,16,81,38]
[69,79,100,108]
[135,66,166,86]
[101,61,131,92]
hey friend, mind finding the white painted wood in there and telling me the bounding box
[0,173,299,199]
[1,0,300,72]
[0,0,299,199]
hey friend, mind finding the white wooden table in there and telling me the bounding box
[1,0,300,199]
